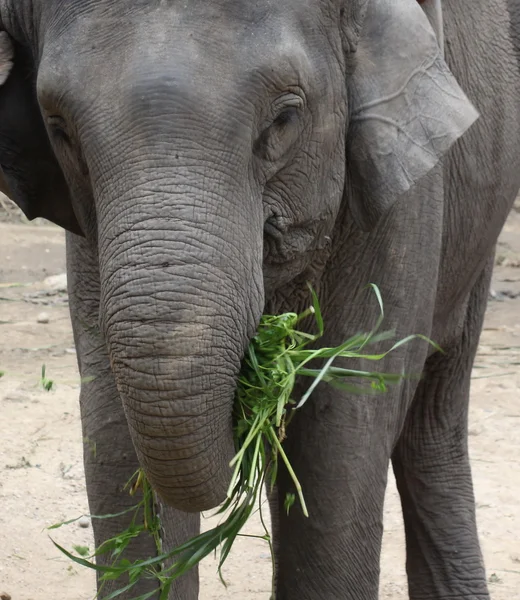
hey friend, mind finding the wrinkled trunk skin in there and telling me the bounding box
[94,148,264,512]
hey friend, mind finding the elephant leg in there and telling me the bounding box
[66,232,200,600]
[391,258,493,600]
[271,390,391,600]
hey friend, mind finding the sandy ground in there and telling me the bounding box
[1,207,519,599]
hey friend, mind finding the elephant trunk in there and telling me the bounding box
[96,178,264,512]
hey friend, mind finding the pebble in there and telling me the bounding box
[43,273,67,292]
[36,312,50,324]
[78,516,90,529]
[1,593,12,600]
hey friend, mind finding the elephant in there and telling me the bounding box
[1,0,519,598]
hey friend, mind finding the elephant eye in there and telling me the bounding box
[47,115,71,143]
[272,107,299,128]
[254,94,305,163]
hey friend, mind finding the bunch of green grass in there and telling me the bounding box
[50,285,434,599]
[40,364,54,391]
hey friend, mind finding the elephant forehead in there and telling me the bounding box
[39,4,319,103]
[45,0,313,20]
[41,0,318,43]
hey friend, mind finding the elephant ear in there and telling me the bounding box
[0,31,83,235]
[345,0,479,231]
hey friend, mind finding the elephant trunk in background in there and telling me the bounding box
[93,140,264,512]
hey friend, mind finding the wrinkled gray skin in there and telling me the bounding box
[1,0,520,598]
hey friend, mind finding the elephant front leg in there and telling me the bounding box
[66,232,200,600]
[271,388,391,600]
[391,259,493,600]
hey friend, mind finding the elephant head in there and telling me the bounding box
[0,0,477,512]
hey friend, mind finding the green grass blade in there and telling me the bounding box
[101,581,141,599]
[295,345,347,409]
[50,540,129,575]
[129,591,160,600]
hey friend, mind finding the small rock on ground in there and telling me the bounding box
[42,273,67,292]
[36,312,50,324]
[78,516,90,528]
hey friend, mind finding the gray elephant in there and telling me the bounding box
[1,0,519,598]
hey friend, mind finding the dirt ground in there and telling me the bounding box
[1,203,519,599]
